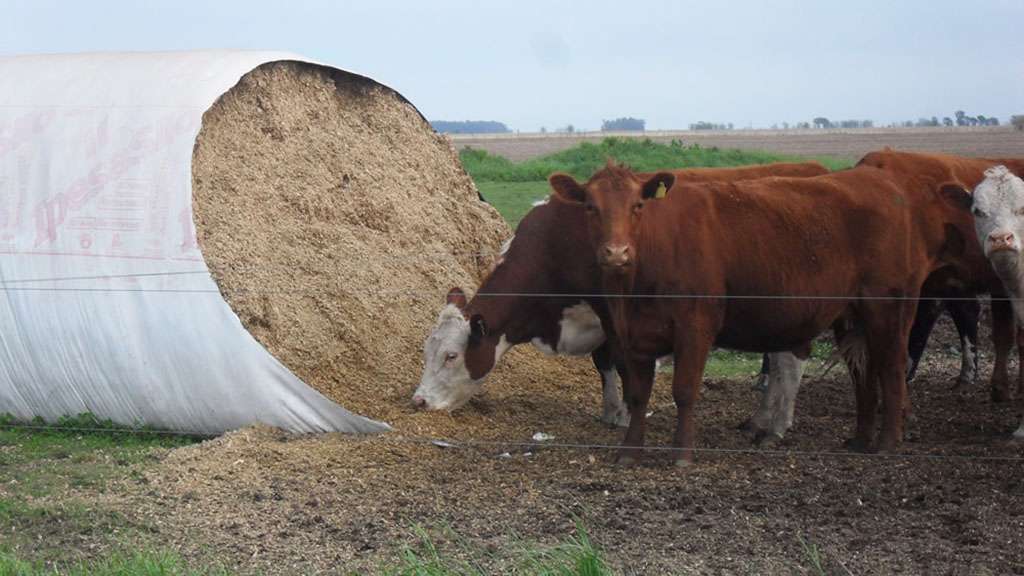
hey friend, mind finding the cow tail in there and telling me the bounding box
[838,326,868,388]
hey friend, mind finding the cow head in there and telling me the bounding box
[412,287,508,411]
[948,166,1024,277]
[548,163,674,277]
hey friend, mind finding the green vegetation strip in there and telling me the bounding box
[0,548,228,576]
[462,137,853,227]
[461,137,851,183]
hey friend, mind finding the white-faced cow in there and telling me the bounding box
[949,166,1024,439]
[857,149,1024,402]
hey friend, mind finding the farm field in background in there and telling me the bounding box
[451,125,1024,163]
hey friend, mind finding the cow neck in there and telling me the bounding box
[465,247,551,346]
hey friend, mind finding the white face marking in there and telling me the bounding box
[532,197,550,207]
[973,166,1024,259]
[414,305,479,411]
[414,306,513,411]
[555,302,606,355]
[973,167,1024,324]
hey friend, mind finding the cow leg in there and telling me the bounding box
[591,342,629,427]
[617,355,655,466]
[765,352,808,445]
[945,297,981,389]
[871,300,916,453]
[669,330,714,467]
[905,298,942,383]
[752,354,771,391]
[742,355,785,437]
[990,296,1014,402]
[743,351,806,444]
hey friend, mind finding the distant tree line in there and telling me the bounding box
[601,117,645,131]
[431,120,510,134]
[1013,115,1024,131]
[689,121,734,131]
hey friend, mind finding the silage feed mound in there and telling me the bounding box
[192,61,509,423]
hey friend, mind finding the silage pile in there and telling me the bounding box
[191,61,520,423]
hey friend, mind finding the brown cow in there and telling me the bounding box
[549,162,973,465]
[857,149,1024,401]
[413,162,828,424]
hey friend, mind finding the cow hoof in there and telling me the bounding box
[756,432,784,448]
[874,435,900,453]
[615,453,640,467]
[843,437,872,453]
[991,387,1012,403]
[950,377,973,390]
[600,411,630,428]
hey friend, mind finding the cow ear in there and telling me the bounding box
[549,173,585,203]
[446,287,468,309]
[642,172,676,200]
[939,182,972,212]
[469,314,487,346]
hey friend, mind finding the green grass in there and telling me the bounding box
[465,137,853,227]
[0,414,202,567]
[688,341,836,380]
[476,181,551,228]
[0,548,228,576]
[461,137,852,183]
[363,522,613,576]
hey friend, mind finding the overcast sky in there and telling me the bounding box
[3,0,1022,131]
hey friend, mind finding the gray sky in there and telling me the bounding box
[3,0,1022,131]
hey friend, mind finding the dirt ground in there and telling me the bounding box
[59,310,1021,575]
[450,126,1024,163]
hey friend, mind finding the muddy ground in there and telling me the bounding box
[35,310,1013,575]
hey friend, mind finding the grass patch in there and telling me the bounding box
[475,181,551,228]
[0,414,199,497]
[0,548,227,576]
[796,533,828,576]
[676,340,835,380]
[703,350,765,379]
[367,522,613,576]
[0,413,201,565]
[462,137,852,183]
[466,138,853,226]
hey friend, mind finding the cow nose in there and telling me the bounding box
[602,244,631,267]
[412,395,427,409]
[988,231,1016,250]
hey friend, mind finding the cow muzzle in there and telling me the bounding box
[987,231,1018,255]
[599,243,632,271]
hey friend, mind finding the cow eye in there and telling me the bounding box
[632,202,644,213]
[972,207,987,218]
[444,352,458,362]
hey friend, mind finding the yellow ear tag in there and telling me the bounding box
[655,182,668,198]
